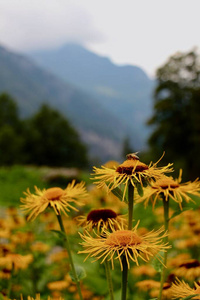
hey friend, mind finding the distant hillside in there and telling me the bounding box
[29,43,155,149]
[0,45,132,162]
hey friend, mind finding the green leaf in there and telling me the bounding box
[181,295,199,300]
[142,178,149,188]
[136,183,144,197]
[149,298,157,300]
[151,253,163,273]
[169,208,192,221]
[111,186,128,202]
[69,265,86,282]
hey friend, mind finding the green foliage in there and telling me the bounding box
[147,49,200,180]
[0,93,88,168]
[0,165,48,206]
[23,104,88,168]
[69,265,86,282]
[0,93,20,128]
[0,93,25,165]
[111,186,128,203]
[151,253,163,273]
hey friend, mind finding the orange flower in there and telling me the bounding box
[20,180,87,220]
[79,222,170,270]
[170,278,200,299]
[92,154,173,201]
[137,170,200,209]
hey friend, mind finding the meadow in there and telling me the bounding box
[0,161,200,300]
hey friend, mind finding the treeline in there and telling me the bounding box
[0,93,88,168]
[147,48,200,180]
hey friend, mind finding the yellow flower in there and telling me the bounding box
[136,279,160,291]
[47,280,69,291]
[170,278,200,299]
[76,208,126,232]
[137,170,200,209]
[0,268,11,279]
[0,253,33,271]
[131,264,157,277]
[10,295,64,300]
[176,236,200,249]
[48,249,68,263]
[79,222,170,270]
[149,282,173,300]
[31,241,50,253]
[173,259,200,281]
[20,180,87,221]
[92,153,173,201]
[167,253,191,268]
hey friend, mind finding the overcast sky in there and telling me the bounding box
[0,0,200,77]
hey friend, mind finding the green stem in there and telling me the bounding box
[158,198,169,300]
[56,214,83,300]
[104,260,114,300]
[7,263,14,298]
[121,256,128,300]
[128,183,134,230]
[121,183,134,300]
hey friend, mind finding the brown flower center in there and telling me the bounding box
[43,187,64,201]
[152,177,179,190]
[2,268,11,274]
[105,230,142,247]
[179,260,200,269]
[87,209,117,223]
[163,283,171,290]
[116,159,148,175]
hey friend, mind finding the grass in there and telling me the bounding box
[0,165,47,207]
[0,165,92,207]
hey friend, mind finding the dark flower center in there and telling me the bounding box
[163,283,171,290]
[2,268,11,274]
[152,178,180,190]
[179,260,200,268]
[87,209,117,223]
[116,158,148,175]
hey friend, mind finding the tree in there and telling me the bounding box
[23,104,88,168]
[0,93,20,128]
[0,93,24,165]
[147,48,200,179]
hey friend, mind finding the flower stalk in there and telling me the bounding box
[158,196,169,300]
[7,263,14,298]
[56,214,83,300]
[121,255,128,300]
[121,182,134,300]
[104,260,114,300]
[128,183,134,230]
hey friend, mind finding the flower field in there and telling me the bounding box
[0,155,200,300]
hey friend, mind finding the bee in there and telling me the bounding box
[126,152,139,160]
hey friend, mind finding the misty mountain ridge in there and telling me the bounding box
[0,43,154,162]
[29,43,155,150]
[0,44,131,161]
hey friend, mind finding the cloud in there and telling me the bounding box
[0,0,105,51]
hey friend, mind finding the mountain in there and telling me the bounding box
[0,44,132,162]
[28,43,155,150]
